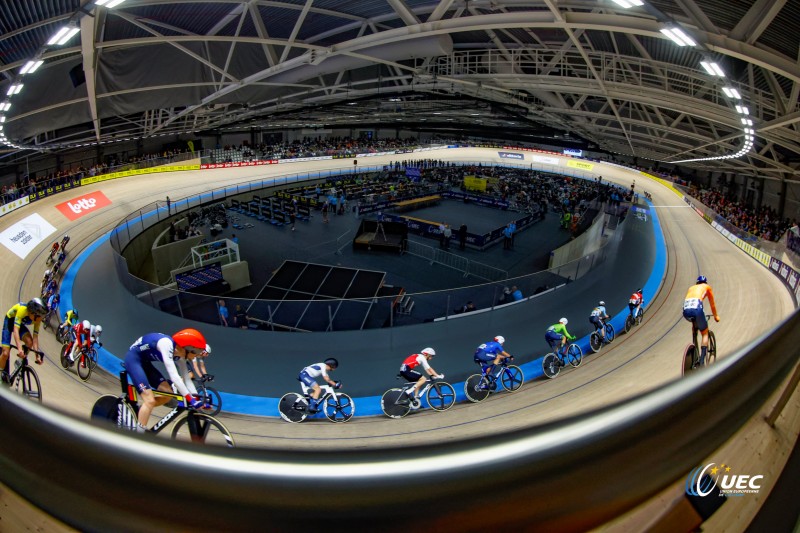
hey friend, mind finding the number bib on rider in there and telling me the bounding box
[683,298,702,310]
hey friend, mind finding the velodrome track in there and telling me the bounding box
[1,147,797,529]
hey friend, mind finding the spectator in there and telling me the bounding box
[443,224,452,249]
[322,200,330,223]
[166,196,171,215]
[509,221,517,248]
[511,286,523,301]
[289,207,296,231]
[438,222,447,248]
[235,305,249,329]
[498,286,512,304]
[231,233,239,244]
[458,223,468,250]
[503,224,513,250]
[218,299,229,327]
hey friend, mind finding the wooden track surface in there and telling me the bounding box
[1,147,796,531]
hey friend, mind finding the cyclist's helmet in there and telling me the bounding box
[26,298,46,316]
[696,275,707,284]
[494,335,505,345]
[72,309,79,319]
[637,288,643,293]
[559,317,568,325]
[44,269,51,277]
[94,324,102,335]
[421,347,436,357]
[172,328,207,353]
[599,301,605,306]
[82,320,91,329]
[324,357,339,369]
[204,344,212,355]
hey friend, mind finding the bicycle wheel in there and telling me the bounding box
[567,344,583,367]
[200,386,222,417]
[636,308,645,326]
[624,315,634,333]
[55,325,69,344]
[324,393,354,422]
[16,367,42,403]
[426,382,456,411]
[77,352,92,382]
[605,323,615,343]
[707,331,717,366]
[278,393,307,423]
[381,389,411,419]
[682,345,695,375]
[464,374,490,403]
[500,365,524,392]
[589,332,602,353]
[60,344,70,369]
[87,348,98,370]
[172,413,236,447]
[542,353,561,379]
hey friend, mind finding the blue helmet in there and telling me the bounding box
[696,275,707,284]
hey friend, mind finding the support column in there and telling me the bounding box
[778,177,787,220]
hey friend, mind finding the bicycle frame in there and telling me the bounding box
[120,371,191,434]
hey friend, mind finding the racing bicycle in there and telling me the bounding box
[193,375,222,417]
[90,370,235,447]
[278,384,354,423]
[381,376,456,418]
[60,342,98,382]
[589,321,615,353]
[625,306,644,333]
[464,358,524,403]
[1,346,43,403]
[542,341,583,379]
[682,314,717,375]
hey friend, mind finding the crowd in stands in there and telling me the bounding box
[694,188,792,242]
[212,136,446,162]
[0,148,192,205]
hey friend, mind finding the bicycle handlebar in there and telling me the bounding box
[11,346,44,357]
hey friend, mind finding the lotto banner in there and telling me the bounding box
[0,213,57,259]
[55,191,112,221]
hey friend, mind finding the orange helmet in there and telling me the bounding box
[172,328,207,352]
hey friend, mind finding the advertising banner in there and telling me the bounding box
[463,175,487,192]
[201,160,278,169]
[566,160,594,171]
[531,155,560,166]
[0,196,29,217]
[0,213,57,259]
[55,191,112,221]
[498,151,524,160]
[442,191,509,209]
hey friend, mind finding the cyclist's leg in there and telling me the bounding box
[125,355,167,429]
[0,318,13,375]
[628,303,635,316]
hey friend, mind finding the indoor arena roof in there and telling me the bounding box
[0,0,798,177]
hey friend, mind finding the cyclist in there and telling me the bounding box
[298,358,340,414]
[399,348,443,407]
[1,298,47,381]
[590,301,610,343]
[60,308,79,331]
[40,269,52,295]
[47,241,60,262]
[545,318,576,364]
[60,234,70,250]
[55,249,67,268]
[188,344,213,383]
[42,278,58,301]
[90,323,103,347]
[124,328,208,431]
[683,275,720,366]
[473,336,513,368]
[65,320,93,363]
[46,292,60,316]
[629,288,643,318]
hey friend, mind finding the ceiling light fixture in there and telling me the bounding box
[20,60,44,74]
[660,27,696,47]
[6,84,23,96]
[722,87,742,99]
[47,26,80,46]
[700,61,725,77]
[609,0,644,8]
[96,0,128,7]
[735,105,750,115]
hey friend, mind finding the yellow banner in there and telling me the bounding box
[80,164,201,186]
[566,160,594,171]
[640,172,683,198]
[463,175,487,192]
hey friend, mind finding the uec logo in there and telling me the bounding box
[686,463,763,497]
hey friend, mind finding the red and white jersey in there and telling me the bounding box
[73,322,92,349]
[401,353,430,371]
[629,292,643,305]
